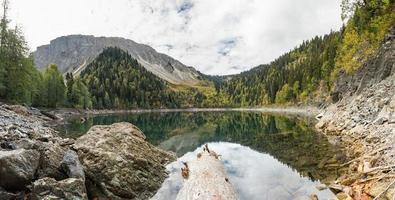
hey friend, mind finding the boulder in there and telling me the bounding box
[74,122,176,200]
[36,141,67,180]
[0,149,40,191]
[0,187,16,200]
[3,104,31,116]
[61,150,85,180]
[31,177,87,200]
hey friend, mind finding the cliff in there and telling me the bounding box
[33,35,202,85]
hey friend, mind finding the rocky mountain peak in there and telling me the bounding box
[33,35,201,85]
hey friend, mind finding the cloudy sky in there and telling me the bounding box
[8,0,343,75]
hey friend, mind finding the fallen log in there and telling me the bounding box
[176,144,238,200]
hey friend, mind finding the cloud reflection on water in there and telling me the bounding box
[152,142,336,200]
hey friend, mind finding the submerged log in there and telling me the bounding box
[176,145,238,200]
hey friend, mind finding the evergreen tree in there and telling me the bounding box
[0,0,43,105]
[65,72,74,105]
[43,64,65,108]
[0,0,8,95]
[70,78,92,109]
[81,47,175,109]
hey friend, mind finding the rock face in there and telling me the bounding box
[74,122,176,200]
[33,35,202,84]
[332,28,395,101]
[316,33,395,199]
[31,177,88,200]
[61,150,85,180]
[0,149,40,191]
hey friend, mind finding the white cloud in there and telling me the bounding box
[8,0,342,75]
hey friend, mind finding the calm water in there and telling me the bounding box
[57,111,345,200]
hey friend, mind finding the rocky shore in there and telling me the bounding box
[316,32,395,199]
[0,104,175,199]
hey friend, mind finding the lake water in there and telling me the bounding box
[57,111,345,200]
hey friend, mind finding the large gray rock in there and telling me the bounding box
[0,149,40,190]
[33,35,202,84]
[74,122,176,200]
[61,150,85,180]
[36,141,67,180]
[31,177,87,200]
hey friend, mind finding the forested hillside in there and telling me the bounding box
[80,47,221,109]
[220,32,341,106]
[1,0,393,109]
[219,0,394,106]
[80,47,172,108]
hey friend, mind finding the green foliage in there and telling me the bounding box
[81,47,174,109]
[220,0,394,106]
[71,78,92,109]
[0,0,44,105]
[335,0,395,74]
[275,84,294,104]
[1,0,393,109]
[0,0,9,94]
[65,73,92,109]
[65,72,74,105]
[220,32,341,106]
[42,64,65,108]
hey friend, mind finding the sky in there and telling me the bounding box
[8,0,343,75]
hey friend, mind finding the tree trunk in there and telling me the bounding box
[176,146,238,200]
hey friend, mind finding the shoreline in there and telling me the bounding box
[49,106,322,119]
[4,102,393,198]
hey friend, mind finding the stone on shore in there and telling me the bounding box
[0,149,40,191]
[61,149,85,180]
[36,141,67,180]
[74,122,176,200]
[31,177,87,200]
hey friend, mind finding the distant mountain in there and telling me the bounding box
[80,47,175,108]
[33,35,202,85]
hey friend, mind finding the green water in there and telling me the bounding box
[57,111,345,199]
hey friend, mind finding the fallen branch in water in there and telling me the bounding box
[176,144,237,200]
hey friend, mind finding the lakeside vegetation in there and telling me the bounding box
[0,0,393,109]
[218,0,394,106]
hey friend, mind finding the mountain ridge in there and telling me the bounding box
[33,35,202,85]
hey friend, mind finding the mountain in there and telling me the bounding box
[80,47,173,108]
[79,47,220,108]
[33,35,202,85]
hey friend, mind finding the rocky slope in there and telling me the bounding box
[316,31,395,199]
[33,35,202,85]
[0,104,175,199]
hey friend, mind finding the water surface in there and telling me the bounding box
[58,111,344,199]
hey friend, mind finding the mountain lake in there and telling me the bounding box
[56,111,346,200]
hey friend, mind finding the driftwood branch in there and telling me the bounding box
[364,164,395,174]
[341,146,391,167]
[372,178,395,200]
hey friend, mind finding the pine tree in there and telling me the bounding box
[43,64,65,108]
[65,72,74,105]
[0,0,8,96]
